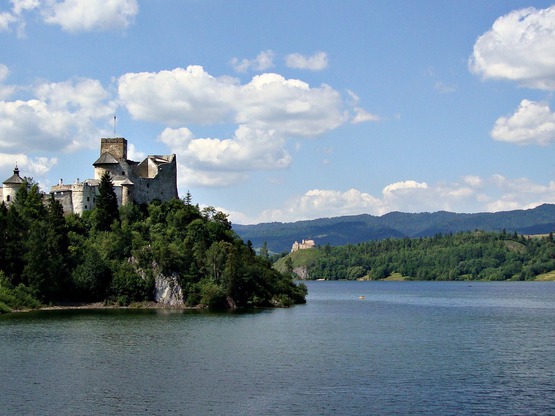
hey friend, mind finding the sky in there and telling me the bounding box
[2,0,555,225]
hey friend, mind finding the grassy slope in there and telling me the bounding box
[274,249,321,274]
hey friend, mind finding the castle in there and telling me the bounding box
[1,138,178,214]
[291,239,316,252]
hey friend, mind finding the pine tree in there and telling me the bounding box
[94,171,120,231]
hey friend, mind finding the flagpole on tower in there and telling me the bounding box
[113,115,117,137]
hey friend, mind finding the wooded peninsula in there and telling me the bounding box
[0,174,307,313]
[275,230,555,281]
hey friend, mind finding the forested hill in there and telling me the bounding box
[233,204,555,253]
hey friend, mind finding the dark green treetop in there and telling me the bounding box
[93,171,120,231]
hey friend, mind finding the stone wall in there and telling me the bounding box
[100,138,127,160]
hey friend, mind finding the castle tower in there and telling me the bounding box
[2,166,25,206]
[100,138,127,160]
[120,178,134,206]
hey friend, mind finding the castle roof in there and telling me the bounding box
[120,178,134,186]
[3,166,25,185]
[93,152,119,166]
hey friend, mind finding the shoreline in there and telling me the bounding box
[11,301,202,314]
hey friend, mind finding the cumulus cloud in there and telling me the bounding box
[0,153,57,176]
[239,175,555,224]
[0,0,138,34]
[469,5,555,90]
[231,50,275,73]
[119,66,347,136]
[42,0,139,32]
[159,125,292,187]
[285,51,328,71]
[491,100,555,145]
[118,65,359,186]
[0,77,116,152]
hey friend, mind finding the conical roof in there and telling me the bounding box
[120,178,134,186]
[3,166,25,185]
[93,152,119,166]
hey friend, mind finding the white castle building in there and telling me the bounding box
[1,138,178,215]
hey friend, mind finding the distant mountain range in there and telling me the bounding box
[232,204,555,253]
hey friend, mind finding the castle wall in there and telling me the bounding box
[72,183,98,215]
[51,185,75,213]
[95,159,131,180]
[130,155,177,205]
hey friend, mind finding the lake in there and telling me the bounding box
[1,281,555,415]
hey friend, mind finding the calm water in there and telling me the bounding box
[1,281,555,415]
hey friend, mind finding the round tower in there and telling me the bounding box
[2,166,25,206]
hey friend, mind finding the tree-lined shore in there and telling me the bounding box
[0,174,306,313]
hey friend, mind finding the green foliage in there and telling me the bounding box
[0,273,41,312]
[92,171,120,231]
[71,248,112,301]
[0,187,306,311]
[288,231,555,281]
[108,263,153,306]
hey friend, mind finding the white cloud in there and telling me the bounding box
[491,100,555,145]
[11,0,41,15]
[285,51,328,71]
[42,0,139,32]
[119,66,347,136]
[119,66,355,185]
[159,125,292,187]
[0,153,57,176]
[237,73,347,136]
[1,0,137,35]
[347,90,380,124]
[127,143,145,161]
[118,66,239,126]
[235,175,555,224]
[469,5,555,90]
[383,180,428,195]
[0,11,17,32]
[231,50,275,73]
[0,77,116,152]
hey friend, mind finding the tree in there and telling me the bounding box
[184,190,193,206]
[93,171,120,231]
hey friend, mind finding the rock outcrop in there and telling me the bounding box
[154,273,184,306]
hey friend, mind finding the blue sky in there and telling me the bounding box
[2,1,555,224]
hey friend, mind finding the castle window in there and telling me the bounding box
[6,195,10,202]
[87,197,90,202]
[147,183,150,188]
[122,171,125,176]
[85,205,88,209]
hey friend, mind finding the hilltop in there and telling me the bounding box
[233,204,555,253]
